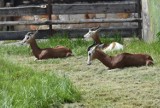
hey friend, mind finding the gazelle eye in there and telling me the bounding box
[29,34,33,36]
[27,37,30,40]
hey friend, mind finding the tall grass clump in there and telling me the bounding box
[156,31,160,41]
[0,57,81,108]
[122,39,160,65]
[0,45,29,56]
[124,38,160,53]
[100,33,123,44]
[47,34,92,56]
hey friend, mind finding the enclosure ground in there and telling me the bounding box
[7,54,160,108]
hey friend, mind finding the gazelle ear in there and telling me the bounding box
[32,30,39,38]
[95,44,102,50]
[95,27,100,32]
[87,41,97,51]
[32,26,40,37]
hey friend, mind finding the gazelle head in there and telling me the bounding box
[84,26,100,41]
[87,42,102,65]
[21,30,38,44]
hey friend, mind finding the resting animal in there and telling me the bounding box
[21,30,73,60]
[84,26,123,52]
[87,44,153,69]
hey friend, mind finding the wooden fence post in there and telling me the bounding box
[0,0,4,31]
[47,0,53,36]
[4,2,14,31]
[141,0,153,41]
[136,0,142,39]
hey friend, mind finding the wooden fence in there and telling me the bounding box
[0,0,142,40]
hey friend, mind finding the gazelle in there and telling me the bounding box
[84,26,123,52]
[87,44,153,69]
[21,30,73,60]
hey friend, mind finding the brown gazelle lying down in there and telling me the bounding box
[84,26,123,52]
[21,30,73,60]
[87,44,153,69]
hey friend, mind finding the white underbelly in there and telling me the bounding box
[102,42,123,52]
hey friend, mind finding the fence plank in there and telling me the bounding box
[0,5,47,16]
[0,18,142,25]
[0,1,137,16]
[136,0,142,39]
[51,0,136,4]
[0,27,138,40]
[52,2,137,14]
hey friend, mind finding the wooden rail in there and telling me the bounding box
[0,27,138,40]
[0,5,47,16]
[0,2,137,16]
[52,2,137,14]
[0,18,142,25]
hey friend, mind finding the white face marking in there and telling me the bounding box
[21,32,33,44]
[84,29,96,41]
[87,51,92,65]
[87,46,96,65]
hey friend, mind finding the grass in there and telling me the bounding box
[0,35,160,107]
[0,52,81,107]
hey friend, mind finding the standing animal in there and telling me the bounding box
[84,26,123,52]
[87,44,153,69]
[21,30,73,60]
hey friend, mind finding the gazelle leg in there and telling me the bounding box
[34,58,38,61]
[146,60,154,66]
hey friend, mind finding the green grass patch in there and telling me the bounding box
[0,45,29,56]
[0,57,81,108]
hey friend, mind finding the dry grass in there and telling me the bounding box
[8,54,160,108]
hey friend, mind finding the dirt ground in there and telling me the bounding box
[9,55,160,108]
